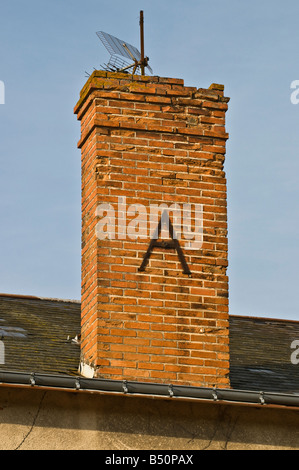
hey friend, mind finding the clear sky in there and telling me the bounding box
[0,0,299,320]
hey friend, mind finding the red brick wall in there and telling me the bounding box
[74,71,230,388]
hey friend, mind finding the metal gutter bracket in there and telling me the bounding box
[123,380,128,394]
[212,388,218,401]
[75,377,81,390]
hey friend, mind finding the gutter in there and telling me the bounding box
[1,370,299,410]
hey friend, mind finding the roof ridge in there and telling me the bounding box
[230,313,299,324]
[0,293,80,304]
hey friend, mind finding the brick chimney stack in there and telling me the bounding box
[74,71,230,388]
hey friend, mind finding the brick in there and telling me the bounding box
[75,71,230,388]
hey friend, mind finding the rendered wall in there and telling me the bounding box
[0,387,299,450]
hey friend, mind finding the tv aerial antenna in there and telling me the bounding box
[96,10,153,76]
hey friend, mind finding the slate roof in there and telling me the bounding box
[1,293,299,394]
[229,315,299,393]
[0,294,81,376]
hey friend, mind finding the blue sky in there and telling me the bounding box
[0,0,299,320]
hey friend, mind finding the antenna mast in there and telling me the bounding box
[140,10,145,76]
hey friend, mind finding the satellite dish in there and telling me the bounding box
[96,11,153,76]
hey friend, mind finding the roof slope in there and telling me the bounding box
[1,294,299,393]
[0,294,81,376]
[230,315,299,393]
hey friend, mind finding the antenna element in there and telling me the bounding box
[96,11,152,76]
